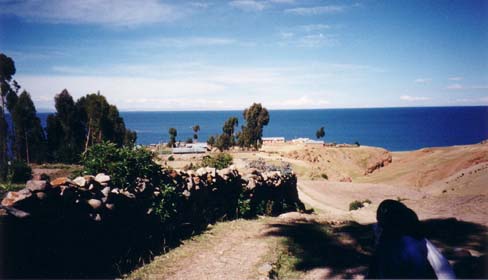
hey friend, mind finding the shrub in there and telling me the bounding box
[168,155,175,161]
[8,160,32,183]
[153,184,182,225]
[321,173,328,180]
[349,199,371,211]
[201,153,233,169]
[354,141,360,147]
[82,142,162,189]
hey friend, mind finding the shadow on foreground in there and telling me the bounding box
[265,218,487,279]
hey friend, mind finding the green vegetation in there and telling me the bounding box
[316,126,325,140]
[82,142,162,189]
[238,103,270,149]
[213,117,238,151]
[0,53,136,184]
[349,199,371,211]
[201,153,233,169]
[207,135,215,146]
[168,155,175,161]
[168,127,177,148]
[321,173,328,180]
[47,90,136,163]
[192,124,200,141]
[209,103,270,151]
[7,160,32,183]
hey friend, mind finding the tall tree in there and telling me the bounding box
[0,107,8,180]
[76,92,136,153]
[215,117,239,150]
[316,127,325,139]
[238,103,269,149]
[168,127,177,148]
[192,124,200,141]
[11,91,47,163]
[0,53,17,174]
[46,89,85,162]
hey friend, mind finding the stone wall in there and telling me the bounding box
[0,166,304,278]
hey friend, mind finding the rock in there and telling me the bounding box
[83,175,95,184]
[87,199,103,209]
[197,167,210,177]
[258,263,273,275]
[1,190,32,207]
[72,176,87,187]
[111,188,120,194]
[51,177,70,187]
[101,187,110,197]
[106,203,115,210]
[194,176,201,184]
[246,179,256,190]
[95,173,110,184]
[1,206,30,218]
[26,180,48,192]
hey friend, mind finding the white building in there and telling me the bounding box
[262,137,285,144]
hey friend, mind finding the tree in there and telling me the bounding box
[168,127,177,147]
[207,135,216,146]
[11,91,47,163]
[76,92,136,153]
[46,89,85,162]
[0,53,17,176]
[238,103,269,149]
[192,124,200,141]
[316,127,325,139]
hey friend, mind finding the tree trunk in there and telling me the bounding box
[84,120,91,154]
[25,131,30,164]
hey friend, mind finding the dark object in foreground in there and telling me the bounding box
[368,200,451,279]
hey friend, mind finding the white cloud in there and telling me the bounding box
[149,37,237,48]
[284,5,346,15]
[299,24,331,32]
[414,78,431,84]
[400,95,430,101]
[229,0,266,11]
[449,76,464,81]
[279,33,338,48]
[0,0,180,26]
[447,84,463,90]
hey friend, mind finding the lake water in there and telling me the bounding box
[36,106,487,151]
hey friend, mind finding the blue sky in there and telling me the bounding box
[0,0,487,111]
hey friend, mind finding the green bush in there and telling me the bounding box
[8,161,32,183]
[153,184,182,225]
[349,199,371,211]
[349,200,364,211]
[168,155,175,161]
[321,173,328,180]
[82,142,162,189]
[201,153,233,169]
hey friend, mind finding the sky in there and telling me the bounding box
[0,0,487,111]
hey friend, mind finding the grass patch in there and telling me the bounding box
[349,199,371,211]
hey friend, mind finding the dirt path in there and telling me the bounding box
[128,219,277,280]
